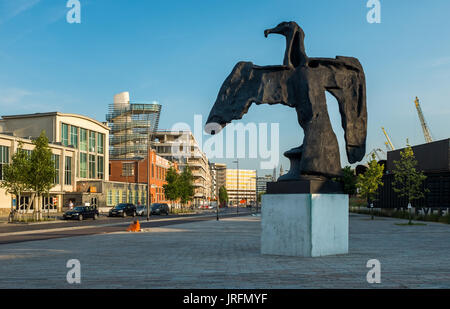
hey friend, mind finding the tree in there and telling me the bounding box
[163,166,180,209]
[356,154,384,219]
[0,142,31,221]
[218,185,228,207]
[338,166,357,195]
[28,131,56,220]
[257,191,265,203]
[178,166,194,207]
[392,143,428,224]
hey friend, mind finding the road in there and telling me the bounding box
[0,207,254,245]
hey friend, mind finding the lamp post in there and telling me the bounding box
[233,159,239,214]
[146,120,154,222]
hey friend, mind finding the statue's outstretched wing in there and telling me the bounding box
[309,56,367,163]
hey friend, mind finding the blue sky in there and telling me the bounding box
[1,0,449,175]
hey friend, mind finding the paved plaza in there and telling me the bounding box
[0,213,449,288]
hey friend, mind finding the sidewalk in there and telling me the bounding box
[0,214,449,288]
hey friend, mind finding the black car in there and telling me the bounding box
[108,203,137,217]
[151,203,170,215]
[63,206,99,221]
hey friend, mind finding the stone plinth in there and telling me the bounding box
[261,193,348,257]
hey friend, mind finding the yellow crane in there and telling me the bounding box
[381,127,395,150]
[414,97,433,143]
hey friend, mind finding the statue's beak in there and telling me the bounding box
[264,26,282,38]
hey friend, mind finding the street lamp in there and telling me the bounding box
[233,159,239,214]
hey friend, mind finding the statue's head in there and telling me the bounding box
[205,61,255,135]
[264,21,304,39]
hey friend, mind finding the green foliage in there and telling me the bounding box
[0,142,31,199]
[28,131,56,197]
[163,166,180,202]
[349,207,450,225]
[392,143,428,204]
[257,191,265,203]
[163,166,195,206]
[356,154,384,204]
[218,185,228,206]
[178,166,194,205]
[340,166,357,195]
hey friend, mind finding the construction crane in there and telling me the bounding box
[381,127,395,150]
[367,148,385,161]
[414,97,433,143]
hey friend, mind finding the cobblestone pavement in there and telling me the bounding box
[0,214,449,288]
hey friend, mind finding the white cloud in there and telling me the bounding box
[0,88,33,105]
[0,87,64,114]
[431,56,450,67]
[0,0,41,25]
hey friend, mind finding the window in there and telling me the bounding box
[107,190,113,206]
[0,146,10,181]
[61,124,69,146]
[97,156,104,180]
[80,153,87,178]
[142,191,147,205]
[122,190,127,203]
[115,190,120,205]
[70,126,78,148]
[52,154,60,184]
[122,162,134,177]
[89,131,96,152]
[80,128,87,151]
[89,154,96,179]
[22,149,32,158]
[64,156,72,185]
[97,133,104,154]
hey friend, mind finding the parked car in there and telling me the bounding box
[151,203,170,215]
[63,206,99,221]
[136,205,148,216]
[108,203,136,217]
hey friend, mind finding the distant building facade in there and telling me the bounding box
[210,163,227,200]
[152,131,212,206]
[109,149,178,205]
[226,169,256,205]
[256,175,273,194]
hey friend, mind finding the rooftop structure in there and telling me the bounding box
[107,92,161,159]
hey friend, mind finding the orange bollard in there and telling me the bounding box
[127,220,141,232]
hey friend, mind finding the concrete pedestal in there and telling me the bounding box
[261,194,348,257]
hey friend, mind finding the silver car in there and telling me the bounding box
[136,205,148,216]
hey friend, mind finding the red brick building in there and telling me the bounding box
[109,149,178,205]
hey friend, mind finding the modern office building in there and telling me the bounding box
[0,112,110,214]
[225,169,256,206]
[107,91,161,159]
[152,131,212,206]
